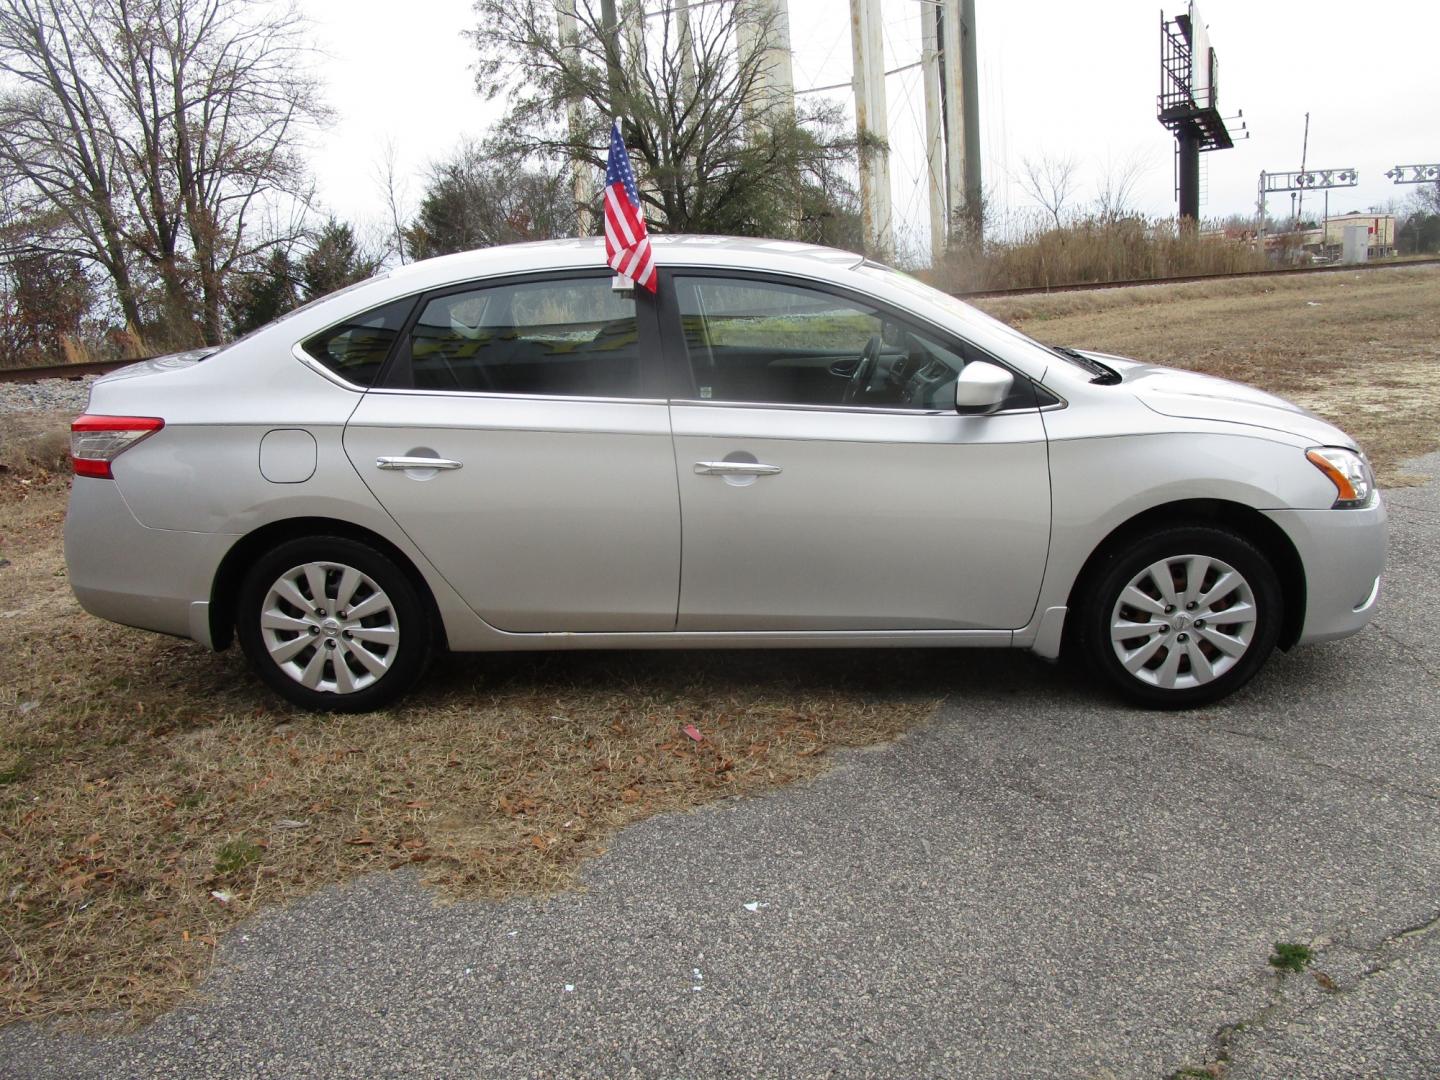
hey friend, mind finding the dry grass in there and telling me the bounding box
[3,265,1438,1029]
[974,265,1440,486]
[932,217,1268,293]
[0,410,71,480]
[0,477,939,1027]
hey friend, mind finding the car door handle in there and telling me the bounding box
[376,456,463,471]
[693,461,782,476]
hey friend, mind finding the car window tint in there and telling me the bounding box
[404,277,642,397]
[300,297,413,386]
[674,276,969,410]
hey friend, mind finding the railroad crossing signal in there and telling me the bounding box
[1260,168,1358,192]
[1385,164,1440,184]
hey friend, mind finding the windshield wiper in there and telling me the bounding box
[1052,346,1121,385]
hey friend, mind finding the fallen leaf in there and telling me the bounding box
[621,788,640,804]
[682,724,703,742]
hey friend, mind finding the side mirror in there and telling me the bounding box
[955,361,1015,414]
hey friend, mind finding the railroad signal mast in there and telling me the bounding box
[1386,164,1440,185]
[1255,168,1358,248]
[1157,4,1240,224]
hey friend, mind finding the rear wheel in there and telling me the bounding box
[237,536,431,712]
[1079,525,1282,708]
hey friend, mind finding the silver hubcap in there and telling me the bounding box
[260,561,399,694]
[1110,554,1257,691]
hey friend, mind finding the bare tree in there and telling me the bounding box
[468,0,854,237]
[373,138,410,266]
[1018,153,1080,230]
[1093,149,1151,224]
[0,0,326,346]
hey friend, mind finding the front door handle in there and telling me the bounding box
[376,455,463,471]
[693,461,782,477]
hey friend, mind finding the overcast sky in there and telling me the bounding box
[307,0,1440,263]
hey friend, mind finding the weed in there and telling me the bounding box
[213,839,264,878]
[1268,941,1315,973]
[0,756,32,785]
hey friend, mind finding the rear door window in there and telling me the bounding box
[389,276,643,398]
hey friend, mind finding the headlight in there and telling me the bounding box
[1306,447,1374,508]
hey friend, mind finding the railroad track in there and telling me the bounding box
[4,256,1438,385]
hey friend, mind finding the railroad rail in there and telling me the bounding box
[3,256,1438,386]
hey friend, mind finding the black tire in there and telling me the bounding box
[236,535,432,713]
[1078,525,1282,709]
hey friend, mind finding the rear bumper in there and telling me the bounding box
[1265,499,1387,645]
[64,477,236,647]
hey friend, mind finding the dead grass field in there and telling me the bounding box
[974,264,1440,486]
[3,265,1438,1029]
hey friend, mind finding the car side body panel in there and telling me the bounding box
[671,403,1051,630]
[63,236,1386,697]
[343,391,682,632]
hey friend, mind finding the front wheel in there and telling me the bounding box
[1079,526,1282,709]
[236,536,431,712]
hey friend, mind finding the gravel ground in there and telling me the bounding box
[5,456,1437,1078]
[0,376,97,416]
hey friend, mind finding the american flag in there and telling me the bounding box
[603,121,657,292]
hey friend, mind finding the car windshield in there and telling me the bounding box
[855,261,1108,377]
[854,262,1051,349]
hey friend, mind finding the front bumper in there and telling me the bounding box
[64,477,237,647]
[1265,498,1387,645]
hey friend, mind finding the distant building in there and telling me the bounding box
[1319,213,1395,258]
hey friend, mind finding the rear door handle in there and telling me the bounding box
[376,456,463,471]
[693,461,782,476]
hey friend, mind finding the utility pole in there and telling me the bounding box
[736,0,796,133]
[674,0,696,96]
[554,0,591,235]
[959,0,981,233]
[937,0,966,239]
[599,0,624,115]
[850,0,892,259]
[920,0,980,259]
[921,7,946,264]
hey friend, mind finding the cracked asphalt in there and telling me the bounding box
[5,456,1439,1079]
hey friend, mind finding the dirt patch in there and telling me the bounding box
[976,265,1440,486]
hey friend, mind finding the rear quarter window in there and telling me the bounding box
[300,297,415,386]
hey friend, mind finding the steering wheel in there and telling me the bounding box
[842,334,883,405]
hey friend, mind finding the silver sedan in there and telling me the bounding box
[64,237,1386,711]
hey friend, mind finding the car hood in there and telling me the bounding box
[1077,350,1357,450]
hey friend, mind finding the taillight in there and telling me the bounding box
[71,415,164,479]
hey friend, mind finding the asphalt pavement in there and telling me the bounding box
[6,457,1439,1079]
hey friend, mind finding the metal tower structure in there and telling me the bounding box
[1158,4,1235,223]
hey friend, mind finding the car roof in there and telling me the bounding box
[379,235,866,294]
